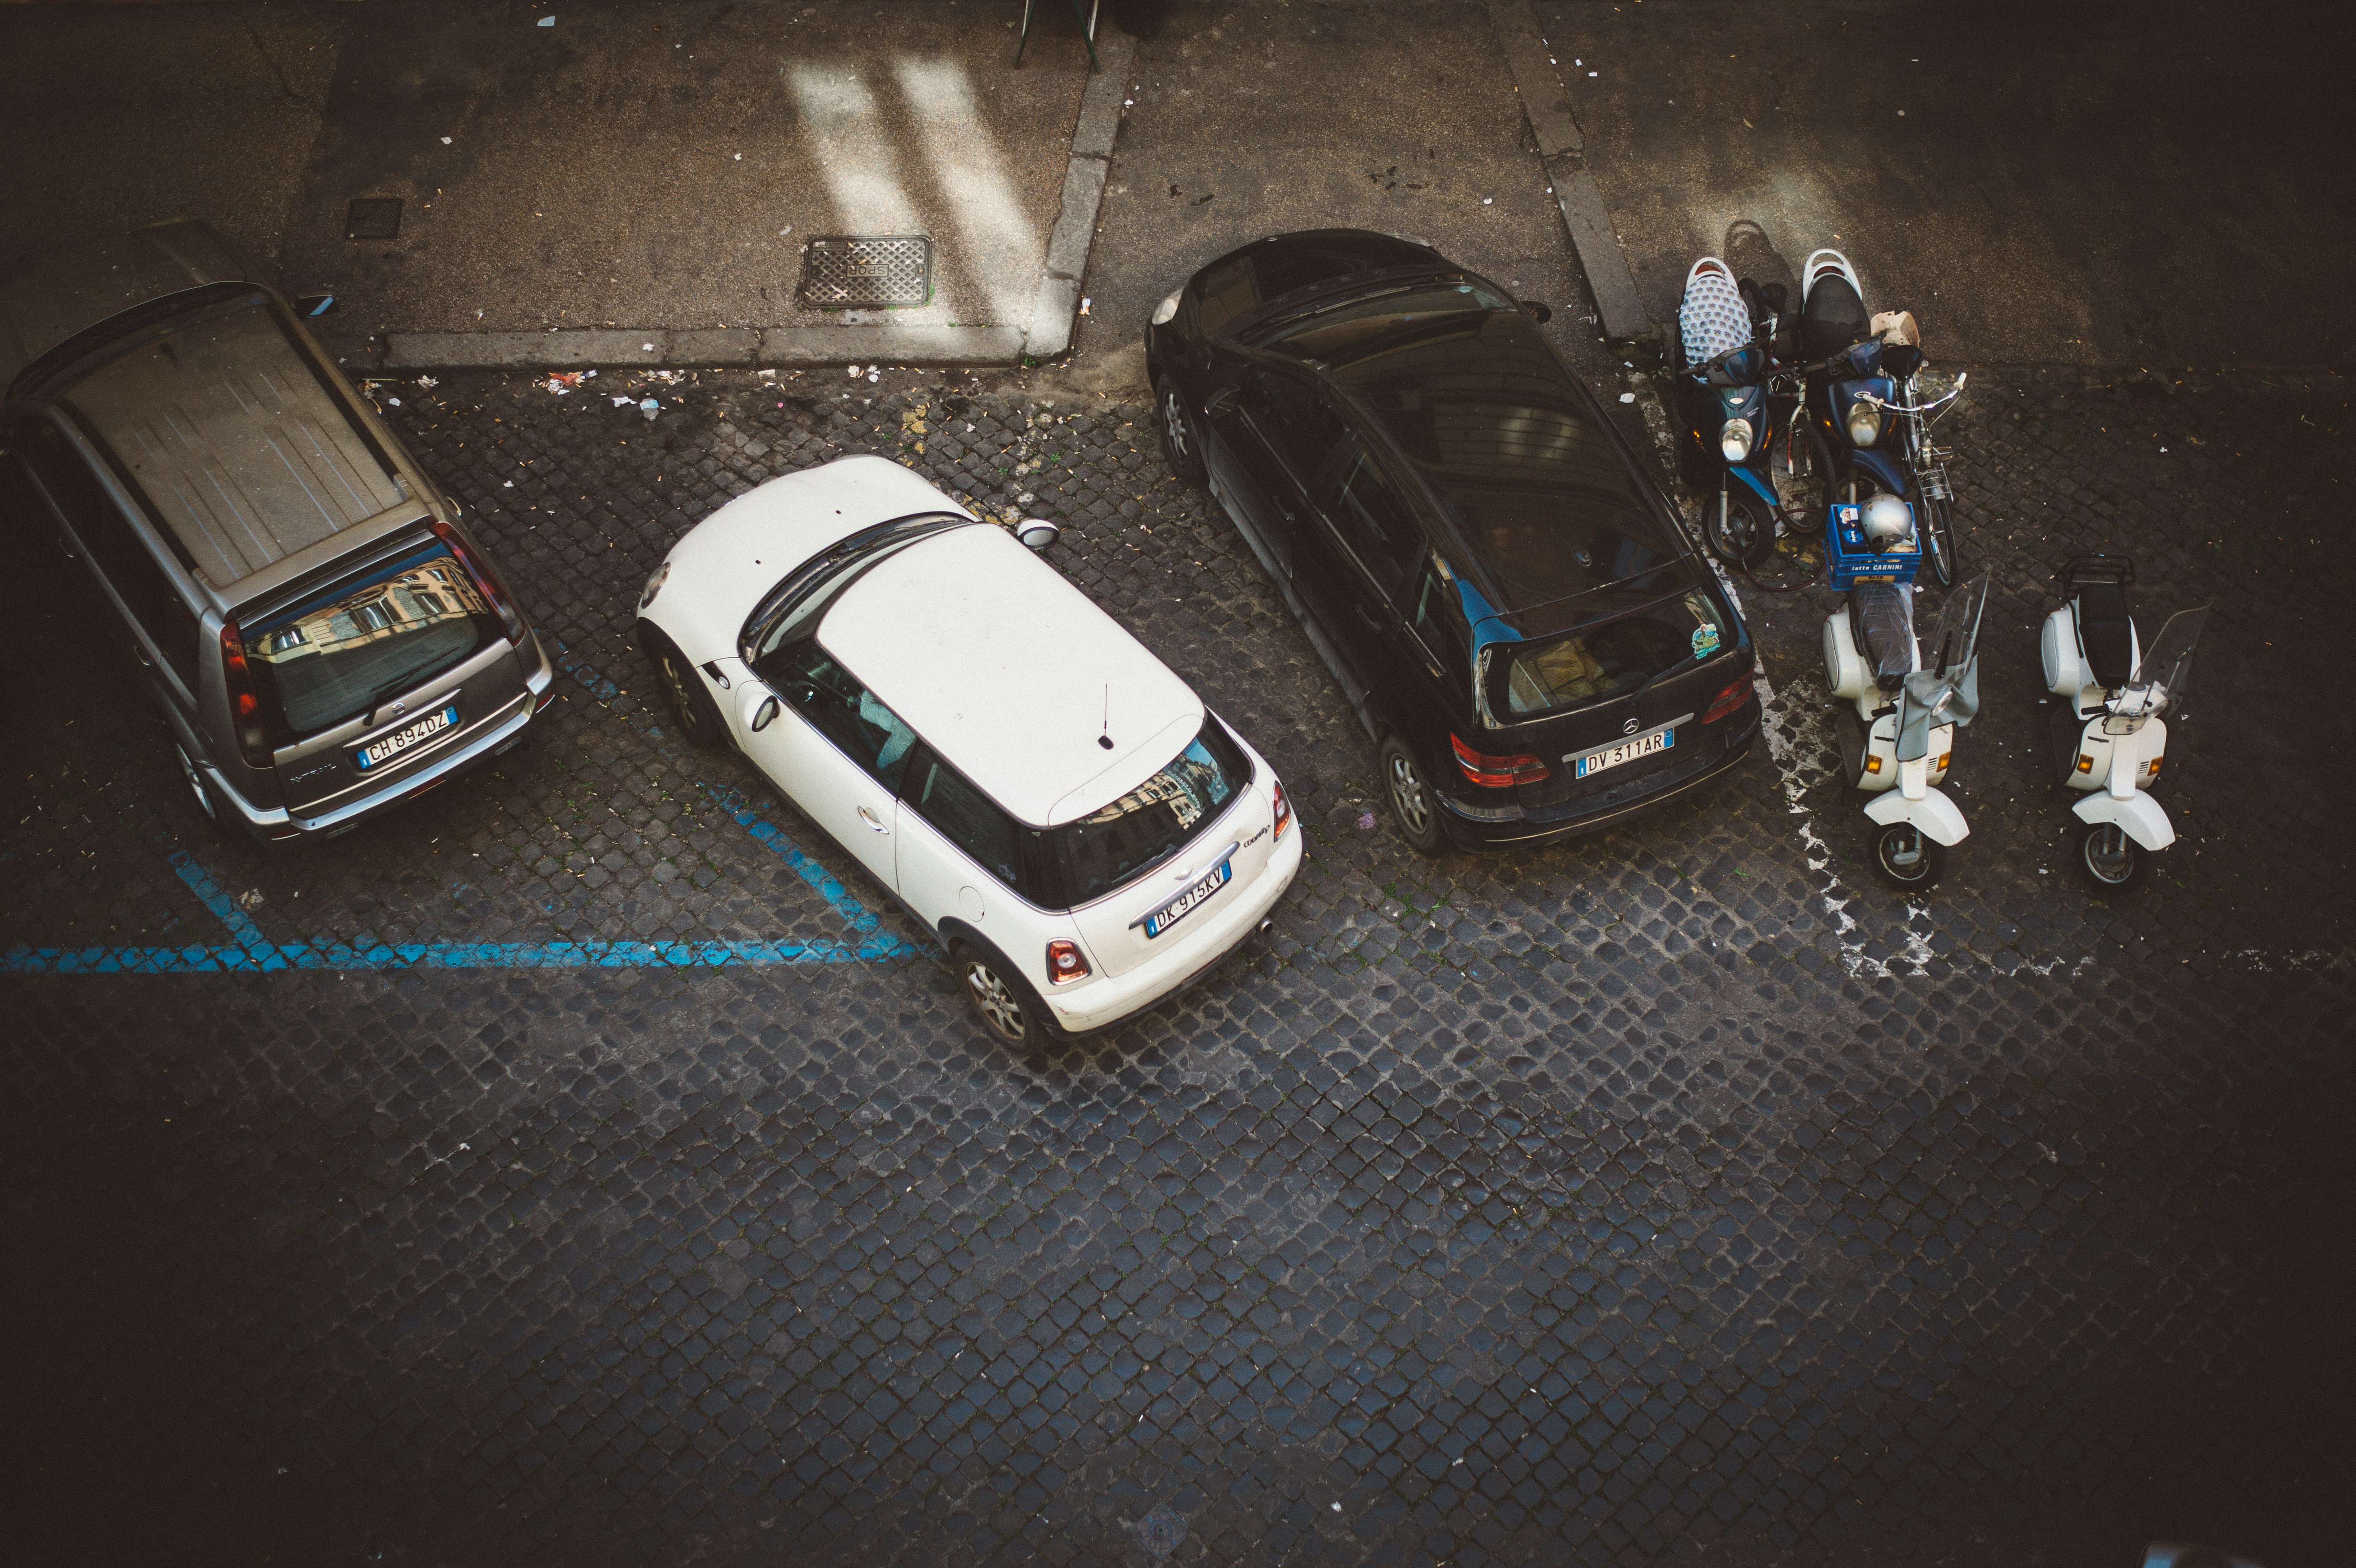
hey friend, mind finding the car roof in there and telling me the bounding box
[57,299,409,589]
[1326,306,1695,635]
[818,522,1205,828]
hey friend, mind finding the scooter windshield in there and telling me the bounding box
[1894,572,1989,762]
[2115,605,2208,721]
[1919,571,1991,679]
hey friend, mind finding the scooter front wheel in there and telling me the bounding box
[2076,821,2148,894]
[1705,484,1777,570]
[1869,822,1946,891]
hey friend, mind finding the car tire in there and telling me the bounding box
[2075,820,2147,894]
[639,626,730,751]
[1155,374,1208,488]
[1868,821,1945,891]
[1379,732,1451,857]
[175,743,238,841]
[950,939,1053,1049]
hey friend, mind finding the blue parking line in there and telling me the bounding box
[2,644,921,975]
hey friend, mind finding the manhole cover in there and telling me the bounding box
[344,197,404,240]
[797,236,932,309]
[1134,1502,1185,1560]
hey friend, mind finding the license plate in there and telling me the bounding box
[1143,860,1233,938]
[1572,726,1674,779]
[356,705,458,769]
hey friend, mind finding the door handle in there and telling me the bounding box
[858,806,888,833]
[1353,600,1384,629]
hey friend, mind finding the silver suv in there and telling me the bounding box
[0,222,553,843]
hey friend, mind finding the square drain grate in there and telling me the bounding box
[344,197,404,240]
[797,236,932,309]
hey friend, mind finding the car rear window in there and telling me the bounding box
[243,538,502,741]
[1489,590,1729,720]
[1050,719,1253,905]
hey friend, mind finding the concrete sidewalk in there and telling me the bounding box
[0,0,1130,371]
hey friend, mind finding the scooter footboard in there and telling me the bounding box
[1864,786,1969,846]
[2072,790,2174,851]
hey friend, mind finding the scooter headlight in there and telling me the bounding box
[1719,417,1754,461]
[1150,288,1183,327]
[1845,398,1884,447]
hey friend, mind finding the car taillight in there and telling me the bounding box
[1702,672,1756,724]
[1046,939,1091,985]
[1450,733,1548,788]
[218,621,274,769]
[1271,779,1292,841]
[431,518,528,642]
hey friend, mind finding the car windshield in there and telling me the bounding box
[1488,590,1729,720]
[741,513,974,662]
[1051,719,1252,904]
[242,539,501,740]
[1252,282,1512,364]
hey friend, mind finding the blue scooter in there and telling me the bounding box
[1672,257,1789,569]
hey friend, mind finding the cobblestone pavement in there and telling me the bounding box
[3,365,2351,1567]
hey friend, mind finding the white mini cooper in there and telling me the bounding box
[634,456,1302,1045]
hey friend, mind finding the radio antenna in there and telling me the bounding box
[1099,685,1113,750]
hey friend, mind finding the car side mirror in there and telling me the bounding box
[293,293,339,317]
[750,695,781,732]
[1520,300,1553,324]
[1015,519,1060,551]
[1202,385,1240,417]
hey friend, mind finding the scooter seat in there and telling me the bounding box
[1803,273,1870,361]
[1679,259,1754,369]
[1849,581,1916,692]
[2075,580,2135,688]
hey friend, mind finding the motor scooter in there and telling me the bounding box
[1823,565,1990,891]
[2039,555,2208,892]
[1672,257,1788,568]
[1796,250,1964,586]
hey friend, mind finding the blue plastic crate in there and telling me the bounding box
[1824,501,1922,590]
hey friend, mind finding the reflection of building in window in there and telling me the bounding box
[256,554,489,669]
[1092,746,1226,831]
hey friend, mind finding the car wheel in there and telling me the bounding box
[175,743,237,840]
[2076,820,2147,894]
[952,941,1051,1048]
[1378,733,1450,857]
[1155,374,1208,487]
[1869,821,1945,891]
[639,626,729,751]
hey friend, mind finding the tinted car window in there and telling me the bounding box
[767,638,917,789]
[26,423,198,685]
[1239,370,1351,494]
[1409,555,1472,675]
[1324,446,1424,597]
[907,752,1023,889]
[1490,590,1729,720]
[1254,282,1510,365]
[1052,719,1252,904]
[244,540,502,740]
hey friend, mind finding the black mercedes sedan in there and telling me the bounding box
[1145,229,1762,853]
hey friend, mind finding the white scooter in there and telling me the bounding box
[1823,567,1990,890]
[2040,555,2208,893]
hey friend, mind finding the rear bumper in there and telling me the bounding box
[1044,822,1303,1034]
[212,632,555,843]
[1439,702,1760,848]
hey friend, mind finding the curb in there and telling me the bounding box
[1488,0,1649,343]
[331,34,1138,376]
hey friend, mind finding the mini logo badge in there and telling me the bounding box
[393,700,407,716]
[1622,717,1641,737]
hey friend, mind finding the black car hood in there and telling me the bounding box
[1189,229,1449,339]
[1333,309,1698,636]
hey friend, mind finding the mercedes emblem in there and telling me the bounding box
[1622,716,1641,737]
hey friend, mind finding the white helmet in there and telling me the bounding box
[1863,494,1913,547]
